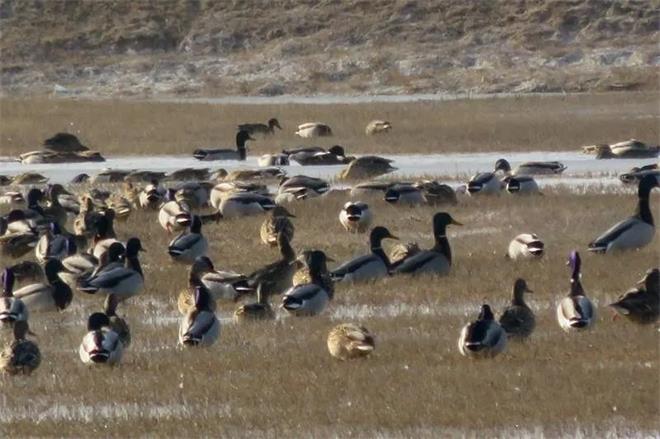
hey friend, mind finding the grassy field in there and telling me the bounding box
[0,92,659,157]
[0,185,658,437]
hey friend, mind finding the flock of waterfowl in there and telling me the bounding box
[0,120,658,374]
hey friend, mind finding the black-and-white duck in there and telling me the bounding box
[506,233,544,260]
[79,312,123,365]
[13,259,73,313]
[466,159,510,195]
[178,286,220,347]
[331,226,398,283]
[168,215,208,264]
[282,251,333,316]
[458,304,507,358]
[339,201,372,233]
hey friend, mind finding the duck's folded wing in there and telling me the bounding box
[393,251,437,273]
[331,254,376,278]
[588,217,641,250]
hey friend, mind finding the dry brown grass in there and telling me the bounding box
[0,92,658,158]
[0,186,658,436]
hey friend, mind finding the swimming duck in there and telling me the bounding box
[179,286,220,347]
[0,320,41,375]
[219,192,276,219]
[331,226,398,283]
[78,237,144,301]
[138,179,166,209]
[79,312,123,365]
[258,153,290,167]
[289,145,351,166]
[588,174,658,253]
[415,180,458,206]
[339,201,372,233]
[104,294,131,347]
[159,189,192,234]
[294,122,333,138]
[165,168,210,182]
[609,268,659,324]
[233,283,276,323]
[556,251,595,332]
[35,222,77,263]
[467,159,510,195]
[13,259,73,313]
[384,184,426,206]
[458,304,507,358]
[238,118,281,136]
[338,156,397,180]
[506,233,544,260]
[282,251,333,316]
[11,173,49,185]
[260,206,295,246]
[393,212,461,276]
[193,130,254,161]
[619,163,659,185]
[0,268,28,327]
[168,215,208,264]
[43,132,88,152]
[365,120,392,135]
[499,279,535,339]
[327,323,375,360]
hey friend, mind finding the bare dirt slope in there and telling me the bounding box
[0,0,658,97]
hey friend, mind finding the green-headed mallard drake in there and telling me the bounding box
[506,233,544,260]
[331,226,398,283]
[294,122,333,138]
[282,251,333,316]
[609,268,659,324]
[168,215,208,264]
[179,286,220,347]
[35,222,77,264]
[193,130,253,161]
[0,320,41,375]
[327,323,375,360]
[79,312,123,365]
[0,268,28,327]
[499,278,535,339]
[365,120,392,135]
[392,212,461,276]
[290,145,351,166]
[459,304,507,358]
[260,205,295,246]
[339,201,372,233]
[233,283,275,323]
[104,294,131,347]
[14,259,73,313]
[159,189,192,234]
[239,118,282,136]
[467,159,509,195]
[557,251,595,332]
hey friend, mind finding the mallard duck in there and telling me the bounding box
[499,279,535,339]
[619,164,659,185]
[0,268,28,327]
[0,175,11,186]
[327,323,375,360]
[193,130,253,161]
[609,268,659,324]
[233,283,275,323]
[0,230,39,259]
[79,312,123,365]
[289,145,351,166]
[179,286,220,347]
[393,212,461,276]
[70,173,90,184]
[588,174,658,253]
[92,169,131,183]
[339,201,372,233]
[415,181,457,206]
[501,175,540,195]
[43,184,73,225]
[258,153,289,167]
[60,250,100,287]
[43,132,88,152]
[91,210,120,260]
[291,250,335,295]
[0,321,41,375]
[238,118,281,136]
[138,179,166,209]
[331,226,398,283]
[557,251,595,332]
[219,192,276,219]
[125,170,167,183]
[467,159,509,195]
[8,261,44,284]
[78,237,144,301]
[165,168,210,182]
[35,222,76,263]
[0,191,25,208]
[384,184,426,206]
[225,167,286,182]
[4,208,40,235]
[282,251,333,316]
[365,120,392,135]
[586,139,659,159]
[458,304,507,358]
[11,173,49,185]
[513,161,567,175]
[279,175,330,198]
[260,206,295,246]
[168,215,208,264]
[13,259,73,313]
[246,232,297,294]
[209,181,268,208]
[506,233,544,260]
[159,189,192,233]
[173,182,212,209]
[107,194,132,221]
[338,156,397,180]
[104,294,131,347]
[294,122,333,138]
[388,242,421,268]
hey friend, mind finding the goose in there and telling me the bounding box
[8,261,44,284]
[79,312,123,365]
[384,184,426,206]
[43,132,88,152]
[339,201,372,233]
[282,251,333,316]
[246,232,297,296]
[138,179,166,209]
[104,294,131,347]
[499,279,535,339]
[588,174,658,253]
[294,122,333,138]
[365,120,392,135]
[11,173,49,185]
[219,192,276,219]
[179,286,220,347]
[165,168,210,182]
[0,268,28,327]
[78,237,144,301]
[466,159,509,195]
[619,163,659,185]
[35,222,77,263]
[415,180,457,206]
[238,118,281,136]
[338,156,397,180]
[327,323,375,360]
[233,283,275,323]
[609,268,659,324]
[331,226,398,283]
[393,212,461,276]
[260,206,295,246]
[168,215,208,264]
[458,304,507,358]
[506,233,544,260]
[158,189,192,233]
[193,130,253,161]
[556,251,595,332]
[258,153,290,167]
[13,259,73,313]
[0,320,41,375]
[289,145,352,166]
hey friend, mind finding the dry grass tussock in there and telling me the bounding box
[0,187,658,436]
[0,92,658,157]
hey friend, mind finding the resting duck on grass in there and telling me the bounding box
[556,251,595,332]
[459,304,507,358]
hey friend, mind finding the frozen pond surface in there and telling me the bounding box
[0,151,656,190]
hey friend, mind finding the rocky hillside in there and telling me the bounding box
[1,0,658,97]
